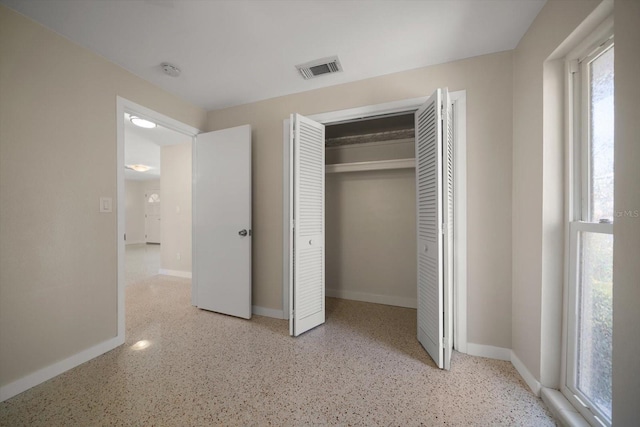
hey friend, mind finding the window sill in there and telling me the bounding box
[541,387,591,427]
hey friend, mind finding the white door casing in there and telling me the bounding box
[194,125,252,319]
[415,88,453,369]
[145,190,161,244]
[289,114,325,336]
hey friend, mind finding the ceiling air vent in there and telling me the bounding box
[296,56,343,80]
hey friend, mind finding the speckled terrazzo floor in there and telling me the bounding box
[0,275,555,426]
[124,243,161,286]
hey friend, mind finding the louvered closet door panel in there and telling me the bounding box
[415,89,444,368]
[292,113,325,336]
[443,90,454,370]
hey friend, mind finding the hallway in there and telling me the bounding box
[125,243,160,286]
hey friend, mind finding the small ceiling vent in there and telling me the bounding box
[296,56,343,80]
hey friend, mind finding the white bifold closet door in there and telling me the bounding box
[415,88,454,370]
[289,114,325,336]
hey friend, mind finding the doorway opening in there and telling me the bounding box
[116,97,199,342]
[123,110,193,286]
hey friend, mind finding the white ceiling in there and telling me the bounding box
[124,113,189,181]
[2,0,545,111]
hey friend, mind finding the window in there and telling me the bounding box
[565,31,614,427]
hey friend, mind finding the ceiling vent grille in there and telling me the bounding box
[296,56,343,80]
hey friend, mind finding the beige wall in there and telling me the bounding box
[0,5,206,387]
[125,179,160,244]
[207,51,514,349]
[511,0,601,382]
[326,141,416,306]
[612,1,640,423]
[160,143,192,274]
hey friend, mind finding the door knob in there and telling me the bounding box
[238,229,248,237]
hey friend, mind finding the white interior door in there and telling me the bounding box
[289,113,325,336]
[145,190,161,244]
[194,125,252,319]
[415,88,453,369]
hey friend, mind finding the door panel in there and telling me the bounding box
[415,88,453,369]
[145,190,161,244]
[290,114,325,336]
[194,125,252,319]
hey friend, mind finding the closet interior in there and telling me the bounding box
[324,113,418,309]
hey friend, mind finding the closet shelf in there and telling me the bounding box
[325,158,415,174]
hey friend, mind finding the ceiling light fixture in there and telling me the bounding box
[130,116,157,129]
[125,164,152,172]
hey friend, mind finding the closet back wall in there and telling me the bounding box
[325,139,416,308]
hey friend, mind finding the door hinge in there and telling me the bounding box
[291,219,295,229]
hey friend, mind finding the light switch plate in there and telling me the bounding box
[100,197,112,213]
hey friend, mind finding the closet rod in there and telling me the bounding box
[325,158,415,174]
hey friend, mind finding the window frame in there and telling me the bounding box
[563,23,614,427]
[578,38,615,224]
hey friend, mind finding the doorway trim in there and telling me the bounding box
[281,92,468,353]
[116,97,200,339]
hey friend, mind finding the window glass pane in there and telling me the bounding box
[589,46,614,222]
[577,231,613,420]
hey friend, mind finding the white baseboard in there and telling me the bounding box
[252,305,285,319]
[465,345,541,397]
[466,343,512,361]
[0,335,123,402]
[511,351,542,396]
[326,288,417,309]
[125,240,145,245]
[158,269,192,279]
